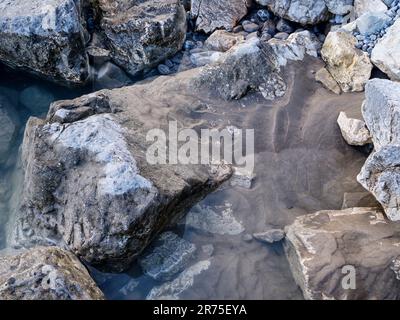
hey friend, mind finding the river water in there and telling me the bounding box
[0,56,368,299]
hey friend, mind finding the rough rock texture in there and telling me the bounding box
[315,67,341,94]
[0,94,19,164]
[0,246,104,300]
[96,0,187,76]
[267,31,321,66]
[357,79,400,221]
[0,0,88,85]
[321,31,373,92]
[355,0,388,17]
[285,208,400,300]
[253,229,285,243]
[9,38,296,272]
[337,111,371,146]
[205,30,245,52]
[191,0,251,33]
[256,0,353,24]
[371,19,400,81]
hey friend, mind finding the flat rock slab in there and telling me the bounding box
[0,246,104,300]
[285,207,400,300]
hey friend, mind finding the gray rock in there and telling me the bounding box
[0,246,104,300]
[341,191,380,209]
[357,79,400,221]
[315,67,342,94]
[356,12,391,35]
[139,232,196,281]
[97,0,187,77]
[253,229,285,243]
[337,111,372,146]
[191,0,251,33]
[285,207,400,300]
[0,0,88,85]
[371,19,400,81]
[355,0,388,17]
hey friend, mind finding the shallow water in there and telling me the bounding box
[0,57,368,299]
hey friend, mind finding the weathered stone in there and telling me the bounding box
[205,30,245,52]
[97,0,187,77]
[253,229,285,243]
[191,0,251,33]
[315,67,341,94]
[355,0,388,17]
[321,31,373,92]
[337,111,371,146]
[357,79,400,221]
[285,208,400,300]
[371,19,400,81]
[139,232,196,281]
[0,0,88,85]
[0,247,104,300]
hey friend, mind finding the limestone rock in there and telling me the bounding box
[315,67,341,94]
[337,111,371,146]
[205,30,245,52]
[355,0,388,17]
[0,247,104,300]
[0,0,88,85]
[321,31,373,92]
[371,19,400,81]
[357,79,400,221]
[97,0,187,77]
[191,0,251,33]
[285,208,400,300]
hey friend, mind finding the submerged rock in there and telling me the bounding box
[19,85,55,115]
[191,0,251,33]
[0,246,104,300]
[321,31,373,92]
[96,0,187,77]
[139,232,196,281]
[285,207,400,300]
[0,94,19,164]
[147,260,211,300]
[315,67,341,94]
[337,111,371,146]
[358,79,400,221]
[205,30,245,52]
[253,229,285,244]
[0,0,88,85]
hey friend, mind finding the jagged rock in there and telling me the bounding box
[139,232,196,281]
[97,0,187,77]
[355,0,388,17]
[357,79,400,221]
[192,38,286,100]
[285,207,400,300]
[205,30,245,52]
[337,111,372,146]
[315,67,341,94]
[147,260,211,300]
[0,246,104,300]
[0,0,88,85]
[253,229,285,243]
[0,94,19,164]
[321,31,373,92]
[191,0,251,33]
[268,31,321,66]
[371,19,400,81]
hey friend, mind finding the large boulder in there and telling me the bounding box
[255,0,354,24]
[371,19,400,81]
[321,31,373,92]
[96,0,187,77]
[285,208,400,300]
[9,39,290,272]
[191,0,251,33]
[357,79,400,221]
[0,247,104,300]
[0,0,88,85]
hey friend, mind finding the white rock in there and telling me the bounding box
[337,111,372,146]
